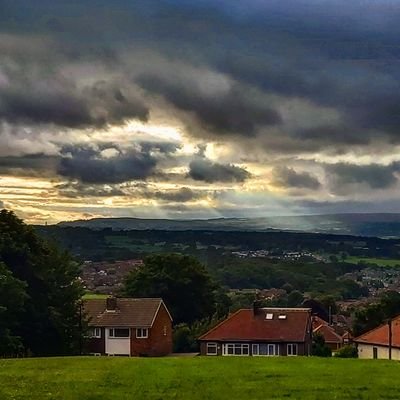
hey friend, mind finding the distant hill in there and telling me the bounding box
[57,213,400,237]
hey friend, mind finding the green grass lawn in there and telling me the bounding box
[0,356,400,400]
[345,256,400,267]
[82,293,109,300]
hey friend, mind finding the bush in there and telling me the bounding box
[312,333,332,357]
[334,345,358,358]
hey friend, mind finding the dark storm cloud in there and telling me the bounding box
[188,159,250,183]
[326,162,399,191]
[272,166,321,190]
[57,143,179,184]
[138,75,281,136]
[0,75,149,128]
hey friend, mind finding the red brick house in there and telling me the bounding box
[84,297,173,356]
[199,307,312,356]
[312,316,344,351]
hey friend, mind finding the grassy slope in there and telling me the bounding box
[0,357,399,400]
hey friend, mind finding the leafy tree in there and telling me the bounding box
[0,210,84,356]
[0,262,27,356]
[312,332,332,357]
[287,290,304,307]
[353,291,400,336]
[173,316,221,353]
[123,253,220,324]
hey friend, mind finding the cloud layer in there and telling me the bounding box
[2,1,400,222]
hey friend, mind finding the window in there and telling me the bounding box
[109,328,130,338]
[266,313,273,320]
[206,343,218,355]
[252,344,278,356]
[163,325,167,336]
[136,328,149,338]
[252,344,259,356]
[278,314,287,320]
[287,343,298,356]
[222,343,249,356]
[88,327,101,338]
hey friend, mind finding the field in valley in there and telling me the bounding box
[345,256,400,267]
[0,356,399,400]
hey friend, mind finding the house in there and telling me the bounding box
[84,297,173,357]
[199,306,312,356]
[355,316,400,360]
[312,316,344,351]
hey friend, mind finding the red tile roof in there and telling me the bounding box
[199,308,311,342]
[83,298,171,327]
[312,316,343,344]
[313,324,343,344]
[355,315,400,348]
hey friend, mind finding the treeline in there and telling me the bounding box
[35,226,400,261]
[0,211,83,357]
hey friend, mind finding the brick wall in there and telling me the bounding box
[130,303,173,356]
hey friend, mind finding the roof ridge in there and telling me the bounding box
[198,309,245,340]
[313,324,343,341]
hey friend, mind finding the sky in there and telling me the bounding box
[1,1,400,224]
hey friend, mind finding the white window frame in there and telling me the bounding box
[287,343,298,356]
[136,328,149,339]
[109,328,130,338]
[88,327,101,338]
[206,342,218,355]
[93,327,101,338]
[222,343,249,356]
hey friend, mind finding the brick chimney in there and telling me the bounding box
[253,300,262,315]
[106,296,117,311]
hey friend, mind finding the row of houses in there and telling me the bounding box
[83,296,397,359]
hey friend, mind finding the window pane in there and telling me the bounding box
[114,328,130,337]
[207,344,217,354]
[259,344,268,355]
[268,344,275,356]
[242,345,249,355]
[252,344,259,355]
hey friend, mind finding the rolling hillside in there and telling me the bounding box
[56,213,400,237]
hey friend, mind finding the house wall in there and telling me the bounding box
[357,343,400,360]
[326,341,342,351]
[87,327,105,354]
[130,303,172,357]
